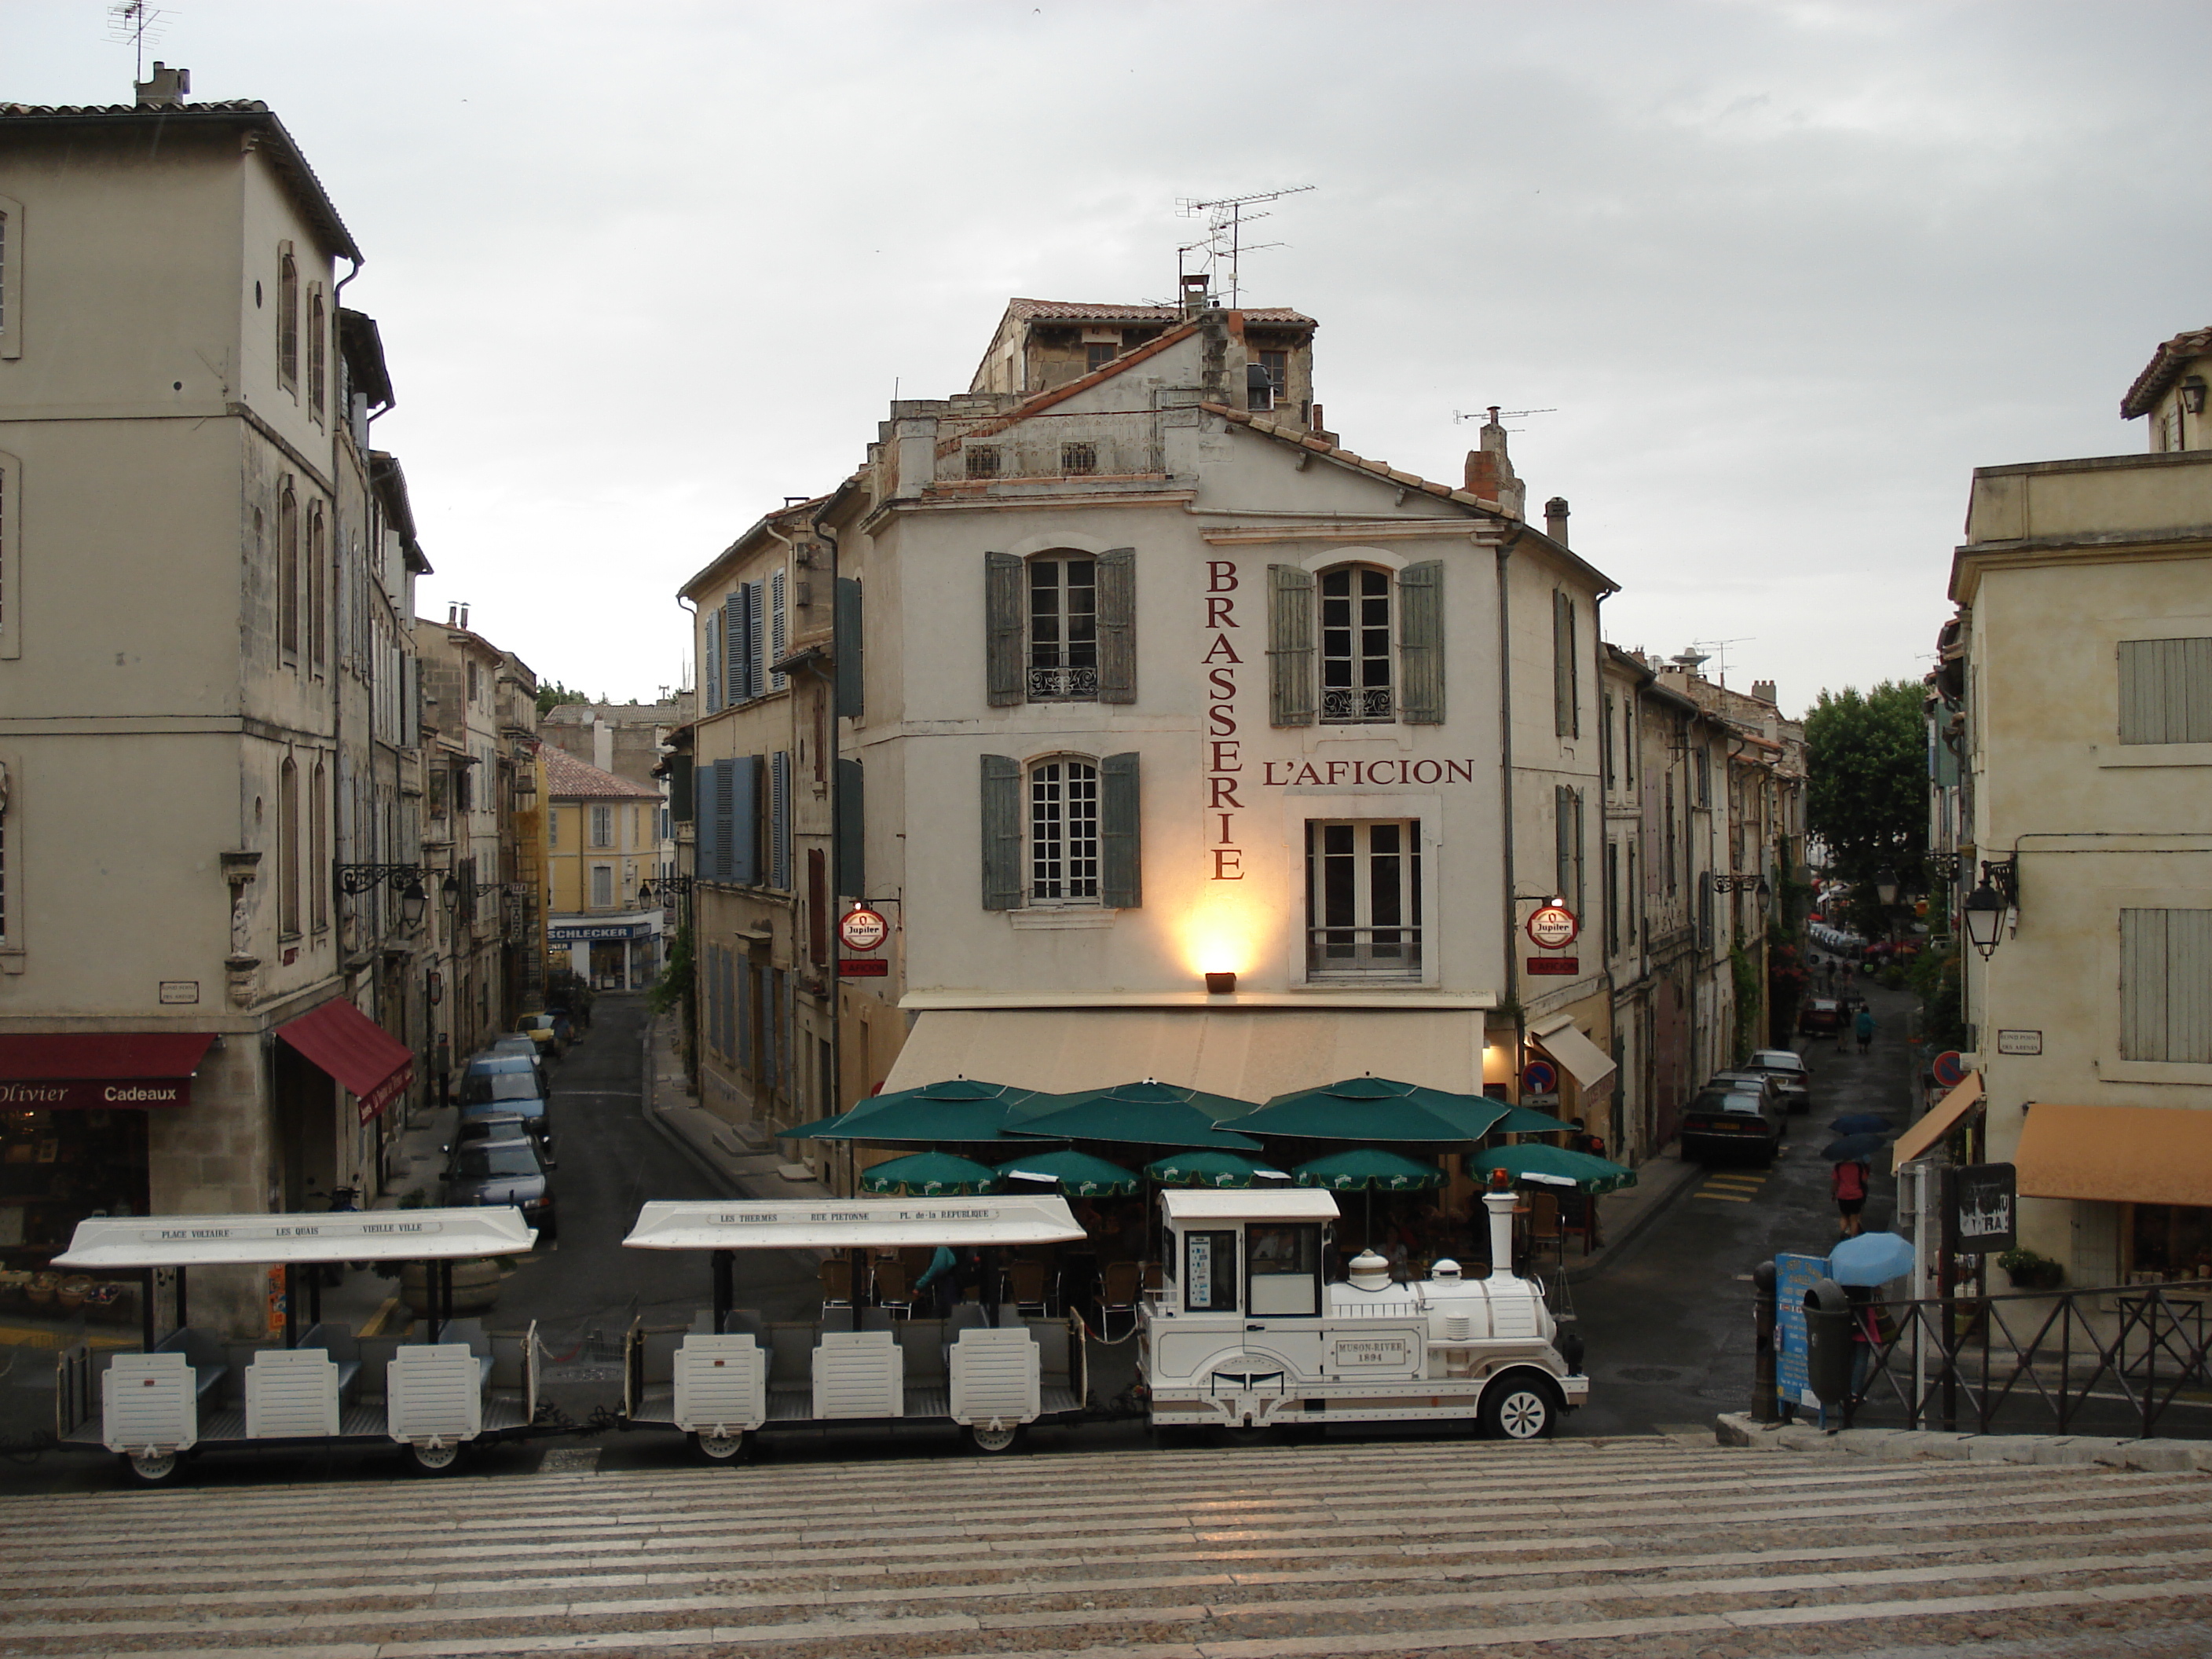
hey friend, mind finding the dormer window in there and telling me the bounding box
[1086,341,1118,374]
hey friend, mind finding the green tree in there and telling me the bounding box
[536,679,591,717]
[1804,680,1927,900]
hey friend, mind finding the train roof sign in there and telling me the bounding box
[53,1208,536,1269]
[1159,1189,1341,1223]
[622,1196,1087,1251]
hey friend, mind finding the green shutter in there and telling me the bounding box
[986,552,1024,706]
[668,753,694,823]
[1397,560,1444,724]
[1097,547,1137,705]
[1268,564,1315,727]
[1101,751,1142,909]
[835,577,864,720]
[981,753,1022,910]
[837,757,864,898]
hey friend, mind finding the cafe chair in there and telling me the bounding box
[1007,1259,1051,1318]
[1528,1192,1565,1269]
[873,1258,914,1320]
[819,1258,852,1310]
[1098,1261,1143,1341]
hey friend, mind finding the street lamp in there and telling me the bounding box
[1963,880,2006,959]
[1874,869,1899,908]
[399,879,428,931]
[440,873,460,914]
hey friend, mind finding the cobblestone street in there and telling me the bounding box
[1,1435,2205,1657]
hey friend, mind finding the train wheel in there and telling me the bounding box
[1479,1375,1559,1441]
[407,1439,464,1474]
[123,1451,180,1485]
[962,1422,1024,1455]
[691,1430,750,1463]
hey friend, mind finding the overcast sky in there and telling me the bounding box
[13,1,2208,715]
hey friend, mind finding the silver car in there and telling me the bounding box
[441,1136,556,1241]
[1741,1048,1812,1114]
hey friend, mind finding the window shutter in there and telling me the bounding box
[1268,564,1316,727]
[1397,560,1445,724]
[1573,788,1587,918]
[724,593,747,703]
[708,758,737,881]
[835,577,864,719]
[746,580,766,702]
[1554,784,1573,900]
[759,964,777,1089]
[734,951,751,1070]
[731,755,760,885]
[1553,591,1574,738]
[668,754,694,823]
[980,754,1022,910]
[2119,637,2212,744]
[1097,547,1137,704]
[771,750,791,891]
[704,608,721,712]
[837,757,865,898]
[770,569,789,691]
[1101,751,1142,909]
[985,552,1024,705]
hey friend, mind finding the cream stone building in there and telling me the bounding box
[1928,324,2212,1286]
[783,296,1624,1194]
[0,71,437,1325]
[543,746,661,991]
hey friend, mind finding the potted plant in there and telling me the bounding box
[1997,1247,2064,1291]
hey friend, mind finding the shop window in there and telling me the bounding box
[1306,819,1421,980]
[2129,1203,2212,1282]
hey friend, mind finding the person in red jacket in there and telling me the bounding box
[1833,1157,1871,1238]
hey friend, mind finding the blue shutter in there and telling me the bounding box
[668,754,694,823]
[835,577,864,720]
[985,553,1023,705]
[980,754,1022,910]
[731,755,761,885]
[770,569,789,691]
[771,751,791,892]
[734,950,751,1071]
[704,606,721,712]
[757,963,776,1089]
[746,580,765,703]
[836,757,864,898]
[1101,752,1141,908]
[710,758,737,882]
[726,591,749,704]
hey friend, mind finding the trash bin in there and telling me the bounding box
[1803,1276,1854,1408]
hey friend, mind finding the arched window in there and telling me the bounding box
[277,758,300,937]
[1319,563,1393,723]
[308,502,327,669]
[1027,553,1097,701]
[1028,756,1100,904]
[277,484,298,658]
[309,761,328,932]
[306,287,326,423]
[276,249,298,389]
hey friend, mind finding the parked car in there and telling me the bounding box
[441,1135,556,1240]
[461,1049,548,1102]
[460,1082,551,1141]
[516,1013,566,1059]
[1741,1049,1812,1113]
[1680,1086,1784,1165]
[1798,996,1844,1035]
[448,1110,555,1163]
[1708,1070,1789,1120]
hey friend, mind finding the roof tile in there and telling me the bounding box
[540,745,661,801]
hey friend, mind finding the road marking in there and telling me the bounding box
[1698,1191,1755,1202]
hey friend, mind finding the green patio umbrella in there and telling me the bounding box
[1227,1077,1510,1144]
[804,1078,1054,1145]
[1485,1103,1577,1137]
[1291,1148,1447,1192]
[1010,1080,1264,1150]
[994,1149,1142,1197]
[1476,1143,1637,1195]
[856,1151,1003,1196]
[1144,1149,1292,1188]
[1291,1147,1444,1248]
[775,1108,861,1141]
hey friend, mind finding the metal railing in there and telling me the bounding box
[1027,665,1098,701]
[1320,687,1393,723]
[1838,1284,2212,1439]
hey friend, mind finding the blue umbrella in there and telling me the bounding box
[1829,1113,1894,1136]
[1822,1131,1890,1163]
[1829,1231,1917,1287]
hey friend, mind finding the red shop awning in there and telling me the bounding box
[0,1032,217,1108]
[275,1000,414,1124]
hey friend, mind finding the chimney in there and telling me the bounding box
[458,603,471,632]
[1544,496,1570,548]
[134,63,190,109]
[1463,408,1527,518]
[1752,679,1778,706]
[446,602,459,627]
[1178,271,1210,319]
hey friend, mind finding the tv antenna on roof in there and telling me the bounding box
[107,2,172,82]
[1453,407,1556,428]
[1175,186,1313,307]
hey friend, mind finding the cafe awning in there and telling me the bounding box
[882,1009,1490,1103]
[1892,1073,1985,1171]
[2015,1104,2212,1209]
[275,999,413,1124]
[1529,1015,1619,1095]
[0,1032,216,1108]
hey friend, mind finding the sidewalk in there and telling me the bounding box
[639,1012,835,1202]
[1562,1144,1704,1285]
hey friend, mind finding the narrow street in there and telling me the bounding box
[1572,982,1921,1437]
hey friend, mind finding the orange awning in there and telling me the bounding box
[275,999,413,1124]
[2016,1104,2212,1209]
[1892,1073,1984,1171]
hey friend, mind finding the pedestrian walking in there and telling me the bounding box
[1855,1006,1875,1053]
[1833,1156,1871,1238]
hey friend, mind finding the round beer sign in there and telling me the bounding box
[1525,903,1580,950]
[837,906,889,953]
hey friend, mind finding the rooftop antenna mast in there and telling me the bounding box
[1454,406,1557,429]
[107,2,172,82]
[1176,185,1313,307]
